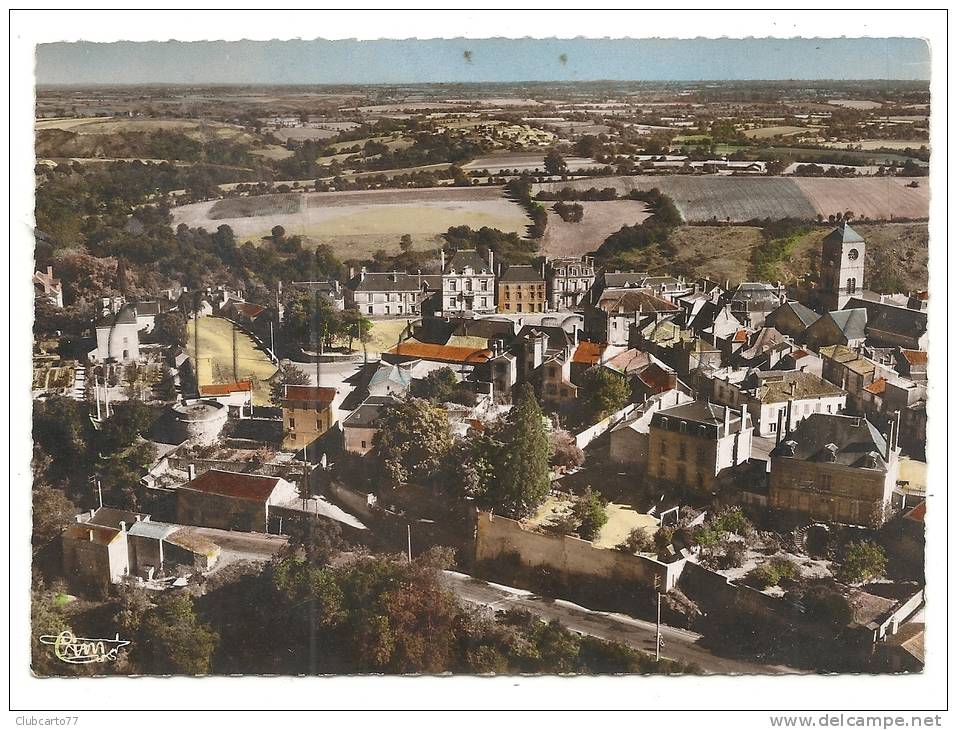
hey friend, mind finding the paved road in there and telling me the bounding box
[442,570,796,675]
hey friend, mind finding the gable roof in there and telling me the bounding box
[653,400,745,429]
[828,308,869,340]
[899,349,928,366]
[200,380,253,397]
[386,340,491,364]
[96,302,138,328]
[769,301,820,328]
[750,370,845,404]
[571,340,607,366]
[343,395,401,428]
[183,469,282,503]
[283,385,337,407]
[598,289,679,315]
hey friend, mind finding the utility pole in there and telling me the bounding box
[407,523,412,563]
[96,479,103,509]
[655,575,662,662]
[232,322,238,381]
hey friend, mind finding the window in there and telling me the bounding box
[361,440,367,449]
[660,440,668,456]
[517,304,523,312]
[289,417,296,429]
[367,293,373,302]
[317,419,323,430]
[449,280,457,291]
[466,279,473,292]
[480,298,487,308]
[367,306,373,314]
[481,280,488,291]
[847,277,857,295]
[449,298,455,307]
[384,306,390,315]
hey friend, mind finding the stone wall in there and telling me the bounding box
[474,510,683,590]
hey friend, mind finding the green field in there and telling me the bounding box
[191,316,277,405]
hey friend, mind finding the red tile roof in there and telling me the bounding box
[183,469,281,502]
[864,378,887,395]
[229,302,266,319]
[733,329,748,343]
[904,501,926,523]
[571,341,605,366]
[283,385,337,406]
[900,349,928,365]
[200,380,253,396]
[64,524,121,546]
[387,341,491,364]
[790,349,812,359]
[636,363,675,393]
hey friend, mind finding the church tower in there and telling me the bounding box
[819,222,865,311]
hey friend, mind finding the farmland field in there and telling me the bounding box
[191,316,277,406]
[791,177,929,220]
[170,187,529,256]
[533,175,928,223]
[461,152,601,174]
[540,200,651,257]
[819,139,929,151]
[745,126,817,139]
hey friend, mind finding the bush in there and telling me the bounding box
[549,429,584,470]
[747,556,801,589]
[616,527,654,554]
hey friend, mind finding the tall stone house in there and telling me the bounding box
[768,413,900,527]
[647,400,753,492]
[546,256,595,310]
[440,249,496,315]
[498,264,546,314]
[345,269,434,317]
[281,384,338,451]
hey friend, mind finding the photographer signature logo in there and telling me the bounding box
[39,631,130,664]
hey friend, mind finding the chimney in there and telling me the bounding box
[441,250,446,271]
[723,405,731,436]
[349,266,355,279]
[47,265,54,277]
[89,509,95,519]
[135,515,141,522]
[785,400,793,433]
[88,530,95,542]
[884,417,894,462]
[188,464,196,482]
[489,249,494,271]
[119,521,127,533]
[776,408,784,445]
[740,404,748,431]
[893,409,901,450]
[360,266,366,283]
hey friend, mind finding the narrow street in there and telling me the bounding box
[442,570,797,675]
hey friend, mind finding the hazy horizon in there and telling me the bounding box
[36,37,930,86]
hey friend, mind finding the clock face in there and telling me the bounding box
[847,248,860,261]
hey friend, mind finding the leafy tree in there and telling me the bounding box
[476,384,551,518]
[399,234,414,253]
[32,484,77,551]
[796,583,853,627]
[339,309,373,352]
[580,366,630,420]
[544,150,568,176]
[137,593,219,675]
[153,311,188,349]
[548,429,584,470]
[412,367,459,403]
[96,400,159,455]
[284,515,343,566]
[372,398,452,489]
[269,363,310,407]
[838,541,887,585]
[573,487,608,540]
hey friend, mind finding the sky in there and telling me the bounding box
[36,37,930,85]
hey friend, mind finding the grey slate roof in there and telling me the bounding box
[96,303,138,327]
[770,301,820,328]
[347,271,426,293]
[823,222,864,245]
[770,413,889,469]
[445,249,492,275]
[602,271,649,288]
[829,308,869,340]
[653,400,744,428]
[845,299,928,342]
[500,265,544,283]
[343,395,401,428]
